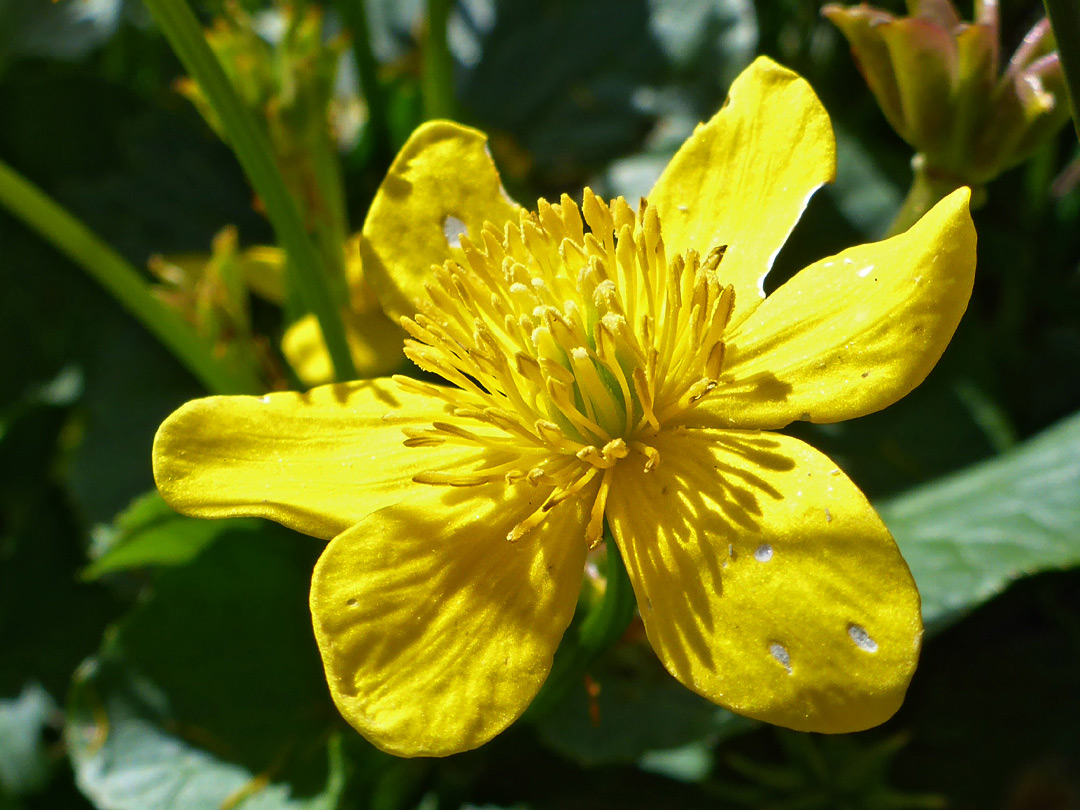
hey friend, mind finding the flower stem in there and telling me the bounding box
[886,156,972,237]
[523,525,637,721]
[0,159,261,396]
[1044,0,1080,142]
[422,0,457,121]
[142,0,357,381]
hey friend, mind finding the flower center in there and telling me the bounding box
[395,189,734,544]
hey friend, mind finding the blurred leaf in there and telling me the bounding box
[0,396,119,699]
[882,409,1080,633]
[0,683,60,798]
[363,0,424,64]
[0,0,123,69]
[644,0,757,84]
[84,491,260,580]
[455,0,756,189]
[67,527,348,810]
[827,123,904,239]
[637,743,714,784]
[536,643,755,766]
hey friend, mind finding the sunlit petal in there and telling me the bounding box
[153,380,477,539]
[690,188,975,430]
[609,428,921,733]
[648,56,836,327]
[281,309,405,385]
[311,479,592,756]
[360,121,522,322]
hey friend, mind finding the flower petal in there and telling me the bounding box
[152,380,475,539]
[310,479,591,757]
[360,121,522,322]
[648,56,836,327]
[690,188,975,430]
[281,309,405,386]
[608,428,921,733]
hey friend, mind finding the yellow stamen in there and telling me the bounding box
[398,188,738,550]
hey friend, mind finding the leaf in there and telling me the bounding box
[536,643,755,766]
[645,0,758,84]
[881,409,1080,634]
[84,492,259,580]
[454,0,757,186]
[67,528,349,810]
[0,683,60,798]
[0,398,119,699]
[0,0,123,68]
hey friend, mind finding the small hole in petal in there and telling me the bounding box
[769,642,792,673]
[753,543,773,562]
[848,623,878,652]
[443,215,468,248]
[346,598,358,607]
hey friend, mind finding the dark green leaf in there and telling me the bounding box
[67,528,348,810]
[456,0,756,190]
[84,491,259,580]
[882,409,1080,633]
[0,684,60,798]
[536,643,755,766]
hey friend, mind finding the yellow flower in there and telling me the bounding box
[153,57,976,758]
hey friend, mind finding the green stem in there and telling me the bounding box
[886,156,972,237]
[335,0,392,166]
[422,0,456,121]
[0,159,260,396]
[1044,0,1080,142]
[524,526,637,720]
[142,0,357,381]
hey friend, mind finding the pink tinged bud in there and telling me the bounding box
[906,0,962,31]
[825,0,1072,188]
[878,16,958,153]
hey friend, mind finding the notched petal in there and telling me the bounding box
[649,56,837,328]
[360,121,521,322]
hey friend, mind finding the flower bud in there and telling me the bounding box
[824,0,1070,188]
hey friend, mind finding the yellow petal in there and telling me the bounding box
[608,428,921,733]
[360,121,522,322]
[690,188,975,430]
[281,309,405,386]
[238,245,287,304]
[648,56,836,328]
[153,380,474,540]
[311,479,592,757]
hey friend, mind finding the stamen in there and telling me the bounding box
[585,470,614,548]
[398,189,737,551]
[507,466,600,542]
[630,441,661,471]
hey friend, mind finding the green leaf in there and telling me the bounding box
[536,644,755,766]
[881,409,1080,633]
[84,491,259,580]
[0,683,60,798]
[455,0,756,185]
[0,398,120,699]
[0,0,122,69]
[67,528,349,810]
